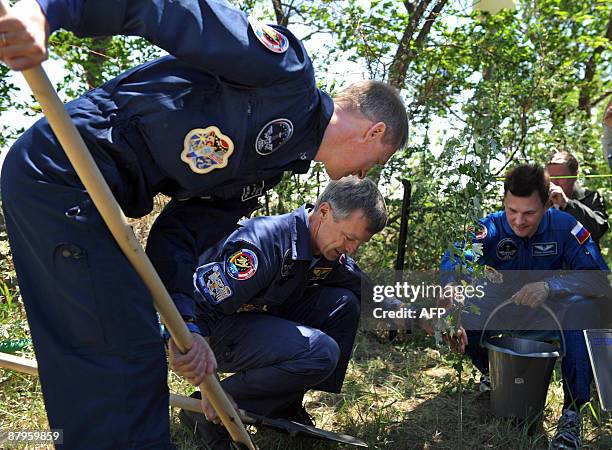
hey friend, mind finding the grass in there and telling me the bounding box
[2,304,611,449]
[1,207,611,449]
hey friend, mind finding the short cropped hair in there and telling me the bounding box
[504,164,550,206]
[546,151,579,175]
[334,80,409,150]
[315,176,388,234]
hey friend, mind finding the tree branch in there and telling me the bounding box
[592,90,612,108]
[413,0,448,49]
[578,7,612,114]
[271,0,289,27]
[389,0,446,88]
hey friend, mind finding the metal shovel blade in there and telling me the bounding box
[242,411,368,447]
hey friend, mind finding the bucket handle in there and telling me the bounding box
[479,298,566,357]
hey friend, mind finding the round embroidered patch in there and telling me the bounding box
[496,238,518,261]
[468,223,487,240]
[248,16,289,54]
[227,249,258,280]
[255,118,294,155]
[475,225,488,240]
[181,126,234,174]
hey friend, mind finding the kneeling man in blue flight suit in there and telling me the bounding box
[158,176,386,447]
[441,164,611,450]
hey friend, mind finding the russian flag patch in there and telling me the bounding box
[571,222,591,245]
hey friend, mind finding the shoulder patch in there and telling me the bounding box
[196,263,233,305]
[248,17,289,53]
[181,126,234,174]
[227,249,258,280]
[571,222,591,245]
[468,223,487,240]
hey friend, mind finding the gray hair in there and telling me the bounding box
[547,151,579,175]
[314,176,388,233]
[333,80,409,150]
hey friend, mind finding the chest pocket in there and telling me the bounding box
[241,83,320,171]
[256,261,308,306]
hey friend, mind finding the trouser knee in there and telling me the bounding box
[308,330,341,384]
[323,287,361,329]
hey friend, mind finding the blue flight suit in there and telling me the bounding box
[441,208,611,409]
[1,1,333,447]
[167,204,364,415]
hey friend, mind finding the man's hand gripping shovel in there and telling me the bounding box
[0,1,255,448]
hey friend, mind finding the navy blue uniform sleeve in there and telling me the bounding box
[146,197,253,334]
[545,222,611,299]
[36,0,82,32]
[37,0,312,87]
[193,240,276,336]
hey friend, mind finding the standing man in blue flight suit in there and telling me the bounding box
[162,176,386,448]
[0,1,408,448]
[441,164,611,450]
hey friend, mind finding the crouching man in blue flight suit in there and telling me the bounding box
[154,176,387,448]
[441,164,611,450]
[0,0,408,448]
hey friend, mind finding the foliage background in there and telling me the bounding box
[0,0,611,448]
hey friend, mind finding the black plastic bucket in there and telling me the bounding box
[481,300,565,419]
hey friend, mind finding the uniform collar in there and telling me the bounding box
[289,204,313,261]
[310,90,334,162]
[318,91,334,142]
[285,90,333,174]
[501,209,551,239]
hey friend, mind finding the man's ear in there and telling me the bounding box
[365,121,386,142]
[319,202,331,219]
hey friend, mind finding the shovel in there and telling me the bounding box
[241,411,368,447]
[0,1,253,447]
[1,352,368,447]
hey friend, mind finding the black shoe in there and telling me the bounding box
[550,409,582,450]
[273,401,315,427]
[479,374,491,393]
[179,392,235,450]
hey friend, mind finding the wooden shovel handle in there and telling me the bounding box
[0,2,254,448]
